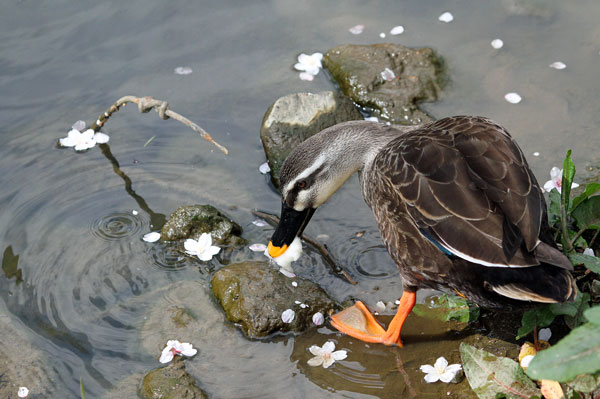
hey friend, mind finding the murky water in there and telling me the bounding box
[1,0,599,397]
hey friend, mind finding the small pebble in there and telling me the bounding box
[504,92,522,104]
[491,39,504,49]
[390,25,404,35]
[438,12,454,23]
[549,61,566,70]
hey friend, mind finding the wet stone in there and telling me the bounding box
[260,91,363,188]
[139,357,207,399]
[161,204,246,246]
[211,261,339,338]
[323,43,446,125]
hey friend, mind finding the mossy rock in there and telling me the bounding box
[211,261,339,338]
[139,358,207,399]
[161,204,246,246]
[323,43,446,125]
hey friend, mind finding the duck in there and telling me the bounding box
[266,116,576,346]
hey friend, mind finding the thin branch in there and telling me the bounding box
[90,95,228,154]
[393,347,417,398]
[251,209,357,285]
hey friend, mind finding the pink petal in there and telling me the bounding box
[299,72,314,81]
[94,132,110,144]
[349,24,364,34]
[143,232,161,242]
[249,243,267,252]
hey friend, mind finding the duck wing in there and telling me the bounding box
[376,116,571,270]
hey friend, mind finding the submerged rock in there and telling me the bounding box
[211,261,339,338]
[323,43,445,125]
[161,204,246,246]
[140,358,207,399]
[260,91,363,188]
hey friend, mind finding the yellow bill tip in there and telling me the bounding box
[268,241,288,257]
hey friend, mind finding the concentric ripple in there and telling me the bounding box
[91,212,143,241]
[146,242,195,271]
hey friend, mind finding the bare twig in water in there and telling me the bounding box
[251,209,357,285]
[89,95,228,154]
[393,347,417,398]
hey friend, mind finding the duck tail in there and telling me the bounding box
[534,241,574,270]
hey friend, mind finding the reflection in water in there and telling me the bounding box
[2,245,23,284]
[91,212,143,240]
[99,143,166,229]
[146,241,195,271]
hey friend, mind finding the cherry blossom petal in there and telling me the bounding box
[434,357,449,370]
[178,342,197,357]
[18,387,29,398]
[159,347,175,363]
[309,344,325,356]
[380,67,396,81]
[438,12,454,23]
[549,62,566,70]
[249,243,267,252]
[143,232,161,242]
[332,350,348,361]
[439,370,456,383]
[282,309,295,323]
[312,312,324,325]
[379,32,386,38]
[94,132,110,144]
[252,219,267,227]
[184,238,199,253]
[72,120,86,131]
[322,341,336,353]
[584,248,595,256]
[259,162,271,174]
[59,130,79,147]
[307,356,324,367]
[299,72,314,81]
[491,39,504,49]
[174,66,193,75]
[390,25,404,35]
[520,354,535,368]
[504,92,522,104]
[349,24,364,34]
[539,328,552,341]
[420,365,436,374]
[424,371,441,383]
[543,179,557,192]
[322,356,336,368]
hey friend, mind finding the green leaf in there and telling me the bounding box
[412,294,479,323]
[568,253,600,274]
[563,292,591,329]
[561,150,576,211]
[566,374,600,393]
[572,182,600,210]
[460,343,540,399]
[572,195,600,231]
[516,306,555,340]
[526,322,600,381]
[80,377,86,399]
[547,189,561,227]
[584,305,600,325]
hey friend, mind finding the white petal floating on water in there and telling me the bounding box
[72,120,86,131]
[349,24,364,35]
[94,132,110,144]
[364,116,379,122]
[299,72,314,81]
[549,61,566,70]
[438,12,454,23]
[504,92,522,104]
[533,152,540,157]
[380,67,396,81]
[249,243,267,252]
[174,66,193,75]
[291,281,298,287]
[312,312,324,325]
[539,328,552,341]
[379,32,386,38]
[282,308,295,323]
[143,232,161,242]
[300,303,309,309]
[316,234,329,241]
[132,210,138,215]
[18,387,29,398]
[252,219,267,227]
[258,162,271,174]
[491,39,504,49]
[390,25,404,35]
[376,301,386,312]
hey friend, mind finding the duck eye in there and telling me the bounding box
[296,180,307,189]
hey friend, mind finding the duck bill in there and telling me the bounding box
[268,203,315,257]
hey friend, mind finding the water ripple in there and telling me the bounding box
[91,212,142,241]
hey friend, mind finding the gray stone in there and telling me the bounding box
[323,43,445,125]
[260,91,363,188]
[139,358,207,399]
[211,261,339,338]
[161,204,246,246]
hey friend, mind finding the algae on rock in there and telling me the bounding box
[161,204,246,246]
[211,261,339,338]
[323,43,446,125]
[139,358,207,399]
